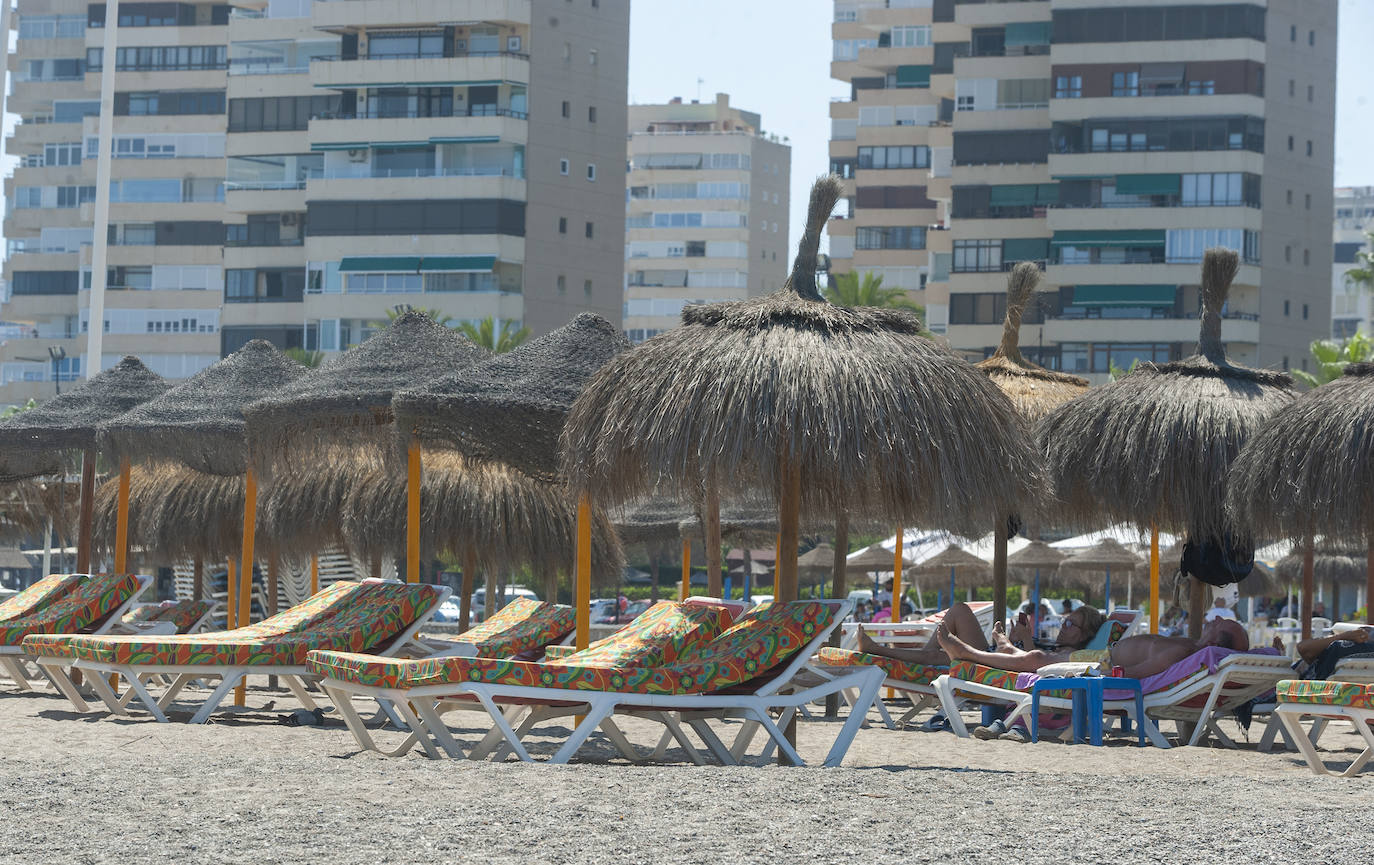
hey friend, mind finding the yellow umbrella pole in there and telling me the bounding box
[889,529,904,700]
[309,555,319,595]
[406,435,421,584]
[235,468,258,707]
[226,557,237,629]
[575,494,592,650]
[1149,526,1160,634]
[679,538,691,601]
[113,456,131,573]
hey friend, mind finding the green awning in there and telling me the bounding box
[312,142,370,151]
[418,255,496,273]
[896,65,931,88]
[1114,174,1181,196]
[430,136,501,144]
[1002,237,1050,262]
[338,256,422,273]
[1071,285,1176,307]
[1052,229,1166,248]
[989,185,1036,206]
[1004,21,1052,46]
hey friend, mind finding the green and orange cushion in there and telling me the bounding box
[439,598,577,659]
[1276,679,1374,709]
[308,600,733,690]
[813,647,946,686]
[0,574,85,623]
[949,660,1025,692]
[0,573,142,647]
[122,600,214,632]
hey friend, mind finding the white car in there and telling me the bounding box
[470,587,539,622]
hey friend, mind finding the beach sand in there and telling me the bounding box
[1,683,1371,864]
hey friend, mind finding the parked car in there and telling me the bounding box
[596,599,650,625]
[470,586,539,622]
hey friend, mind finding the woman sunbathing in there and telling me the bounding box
[855,603,1106,668]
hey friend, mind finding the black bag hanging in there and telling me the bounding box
[1180,532,1255,588]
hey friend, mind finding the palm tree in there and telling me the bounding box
[283,348,324,368]
[1292,332,1374,388]
[457,317,530,354]
[0,398,36,419]
[824,271,924,317]
[1343,230,1374,293]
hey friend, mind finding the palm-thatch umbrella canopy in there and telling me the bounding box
[94,462,258,563]
[910,543,992,593]
[678,503,782,546]
[975,263,1091,625]
[0,356,167,570]
[1236,558,1284,599]
[0,477,75,546]
[1229,363,1374,625]
[1273,545,1366,616]
[1057,538,1142,602]
[611,498,693,547]
[244,311,489,475]
[1037,249,1294,633]
[101,340,306,477]
[847,542,909,575]
[393,313,626,483]
[562,176,1038,607]
[796,542,836,589]
[1007,540,1068,575]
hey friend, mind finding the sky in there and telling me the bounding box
[629,0,1374,253]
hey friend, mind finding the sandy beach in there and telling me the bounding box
[2,683,1371,864]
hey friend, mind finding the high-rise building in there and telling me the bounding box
[829,0,1337,381]
[1331,186,1374,339]
[623,93,790,343]
[0,0,629,406]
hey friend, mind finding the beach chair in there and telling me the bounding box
[25,580,447,724]
[313,599,733,759]
[121,599,218,635]
[1274,679,1374,776]
[312,599,881,767]
[838,601,996,651]
[1258,655,1374,753]
[808,648,945,729]
[0,573,150,689]
[415,597,576,659]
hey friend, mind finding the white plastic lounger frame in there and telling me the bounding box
[1258,657,1374,753]
[1275,698,1374,776]
[35,586,449,724]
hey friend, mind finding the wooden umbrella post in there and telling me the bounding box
[1149,526,1160,634]
[1367,536,1374,627]
[826,510,848,719]
[1302,539,1315,640]
[704,478,722,597]
[226,557,237,630]
[775,456,801,604]
[891,529,904,623]
[406,434,421,584]
[679,538,690,601]
[192,555,203,602]
[992,528,1007,629]
[309,555,319,595]
[113,456,131,574]
[235,467,258,708]
[1188,576,1205,641]
[459,547,476,632]
[76,448,96,573]
[575,493,592,651]
[267,556,279,617]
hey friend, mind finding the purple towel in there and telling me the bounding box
[1011,646,1283,700]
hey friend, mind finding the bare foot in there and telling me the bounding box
[856,625,880,655]
[992,620,1014,651]
[1272,636,1285,651]
[935,622,970,661]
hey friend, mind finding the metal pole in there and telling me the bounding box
[86,0,120,380]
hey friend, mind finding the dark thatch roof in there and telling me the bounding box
[0,453,61,483]
[1274,545,1369,586]
[394,313,627,482]
[679,503,785,546]
[0,356,166,457]
[610,498,694,547]
[1057,538,1143,573]
[1006,540,1068,574]
[0,477,77,545]
[847,543,907,572]
[910,543,992,589]
[976,263,1089,422]
[797,543,836,570]
[338,450,625,582]
[1229,363,1374,543]
[244,312,488,476]
[561,176,1039,536]
[257,447,358,556]
[1036,249,1293,539]
[1236,559,1284,597]
[100,340,306,477]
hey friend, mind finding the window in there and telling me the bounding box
[44,143,82,166]
[584,279,593,295]
[228,95,342,132]
[952,239,1002,272]
[1291,24,1297,41]
[54,100,100,122]
[1187,80,1215,95]
[1285,246,1292,263]
[563,42,571,61]
[1306,140,1313,157]
[1307,84,1314,102]
[890,26,931,47]
[588,49,598,65]
[1305,193,1311,210]
[1286,189,1293,205]
[856,226,926,250]
[1052,6,1267,44]
[586,163,596,181]
[116,90,226,116]
[1054,116,1264,155]
[1303,303,1309,319]
[1180,173,1245,206]
[1284,300,1290,316]
[557,275,566,293]
[559,158,570,176]
[1054,75,1083,98]
[1112,71,1140,97]
[1289,79,1296,97]
[856,145,930,170]
[585,221,594,239]
[1309,29,1315,46]
[558,216,567,234]
[561,100,570,118]
[1303,248,1310,266]
[588,106,597,123]
[1165,228,1260,264]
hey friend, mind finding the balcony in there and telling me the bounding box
[312,0,530,33]
[310,52,528,90]
[309,112,526,148]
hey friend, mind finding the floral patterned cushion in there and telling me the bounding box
[0,574,84,623]
[0,573,141,647]
[1276,679,1374,709]
[441,598,577,659]
[121,600,214,632]
[949,660,1025,692]
[814,646,946,686]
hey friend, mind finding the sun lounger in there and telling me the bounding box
[121,599,217,635]
[25,579,446,724]
[313,599,732,759]
[810,647,945,729]
[0,573,150,688]
[1274,679,1374,776]
[416,597,576,659]
[311,599,881,766]
[0,574,86,622]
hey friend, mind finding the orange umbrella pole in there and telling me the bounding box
[113,457,131,573]
[1149,526,1160,634]
[309,555,319,595]
[679,538,691,601]
[575,494,592,650]
[891,528,904,623]
[406,435,421,584]
[226,557,237,629]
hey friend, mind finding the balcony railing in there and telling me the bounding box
[315,50,529,62]
[319,166,522,180]
[1049,198,1260,210]
[225,179,312,191]
[315,106,527,121]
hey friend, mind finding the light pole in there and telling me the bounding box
[47,346,66,395]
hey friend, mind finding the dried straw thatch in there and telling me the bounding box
[561,176,1038,536]
[1274,545,1368,586]
[257,448,359,557]
[1055,538,1142,592]
[93,462,263,562]
[910,543,992,589]
[0,477,76,544]
[1037,249,1293,539]
[678,504,783,546]
[100,340,306,477]
[338,450,624,582]
[847,543,907,573]
[610,498,693,546]
[977,263,1089,422]
[797,543,836,570]
[0,356,166,459]
[394,314,627,482]
[1006,540,1068,575]
[244,312,488,476]
[1229,363,1374,544]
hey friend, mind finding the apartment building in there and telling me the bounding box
[0,0,628,406]
[829,0,1336,381]
[1331,186,1374,339]
[624,93,790,343]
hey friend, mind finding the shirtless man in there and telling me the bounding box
[855,603,1106,668]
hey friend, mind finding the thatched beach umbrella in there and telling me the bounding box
[1007,541,1067,626]
[1230,363,1374,628]
[99,341,304,609]
[1057,538,1142,609]
[797,543,836,591]
[246,311,488,588]
[976,263,1090,627]
[562,176,1037,623]
[911,543,992,606]
[0,357,166,572]
[847,542,908,574]
[1274,545,1366,621]
[94,463,256,564]
[1038,249,1294,635]
[391,314,625,633]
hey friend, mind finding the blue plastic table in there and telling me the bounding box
[1030,676,1145,746]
